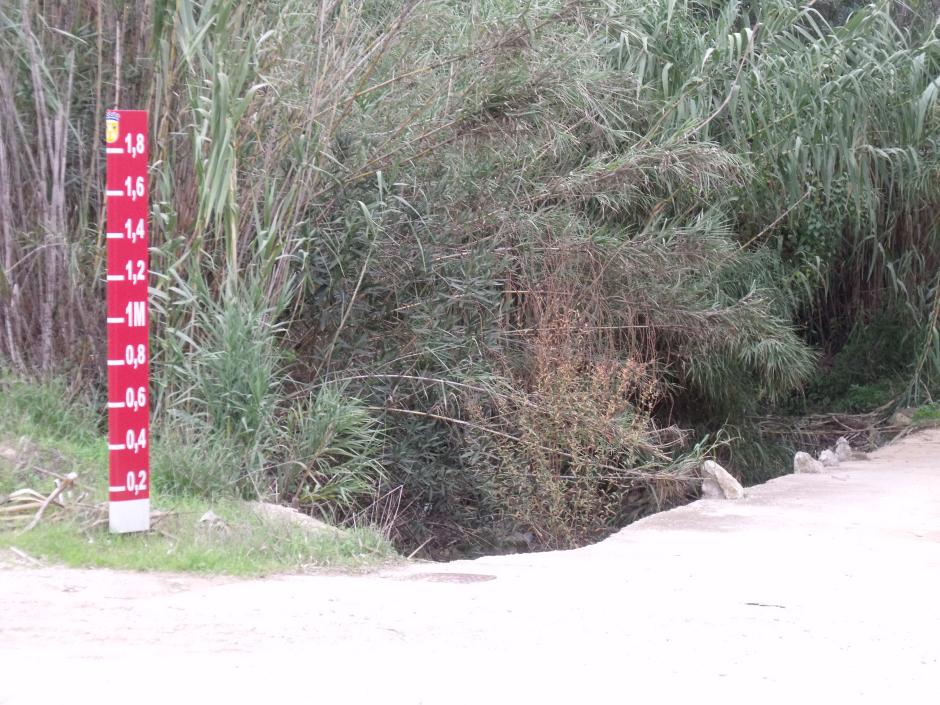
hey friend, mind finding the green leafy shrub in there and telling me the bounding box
[803,310,915,412]
[912,404,940,424]
[151,430,248,499]
[277,386,387,523]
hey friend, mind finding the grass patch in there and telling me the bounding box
[5,496,397,576]
[0,374,100,441]
[1,375,398,575]
[0,374,105,496]
[912,404,940,426]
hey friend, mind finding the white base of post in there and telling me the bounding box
[109,498,150,533]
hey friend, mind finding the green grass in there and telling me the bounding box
[0,374,105,496]
[912,404,940,426]
[0,375,398,575]
[5,498,397,575]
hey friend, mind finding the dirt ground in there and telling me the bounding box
[2,430,939,704]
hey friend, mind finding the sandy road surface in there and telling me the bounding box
[2,430,939,704]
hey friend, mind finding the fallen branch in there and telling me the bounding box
[9,546,42,566]
[22,472,76,532]
[154,528,179,543]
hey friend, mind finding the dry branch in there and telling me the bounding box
[22,472,76,532]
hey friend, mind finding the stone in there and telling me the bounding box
[891,411,913,427]
[249,501,342,537]
[835,437,852,462]
[197,510,230,534]
[793,451,823,474]
[502,532,536,551]
[819,449,840,467]
[701,477,723,499]
[701,460,744,499]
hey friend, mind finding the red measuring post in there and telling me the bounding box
[105,110,150,533]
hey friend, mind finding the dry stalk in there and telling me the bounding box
[22,472,77,532]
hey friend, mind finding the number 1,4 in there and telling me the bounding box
[124,218,145,243]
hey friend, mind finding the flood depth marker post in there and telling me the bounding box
[105,109,150,533]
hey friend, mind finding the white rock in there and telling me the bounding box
[701,460,744,499]
[701,477,723,499]
[819,449,840,467]
[249,501,342,536]
[794,451,823,474]
[891,411,912,427]
[197,510,230,533]
[503,531,536,551]
[835,437,852,462]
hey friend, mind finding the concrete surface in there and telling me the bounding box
[2,430,939,704]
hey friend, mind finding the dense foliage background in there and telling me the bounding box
[1,0,938,555]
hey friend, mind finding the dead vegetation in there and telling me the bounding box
[751,404,912,456]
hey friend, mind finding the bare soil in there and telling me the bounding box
[2,430,939,704]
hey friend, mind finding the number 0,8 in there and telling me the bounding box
[124,344,146,366]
